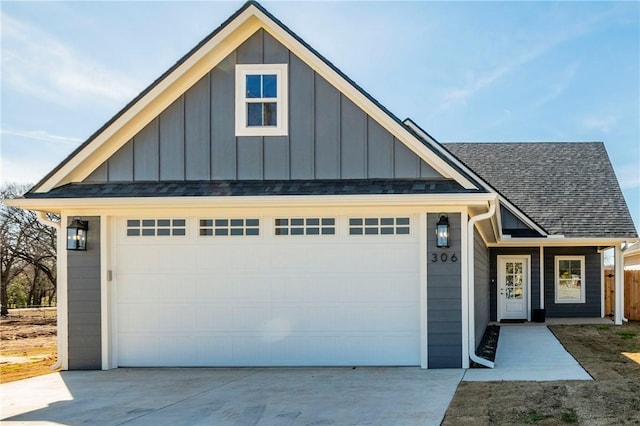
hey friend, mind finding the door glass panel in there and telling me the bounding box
[504,261,523,300]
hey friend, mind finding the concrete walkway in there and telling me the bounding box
[1,367,464,425]
[464,325,592,381]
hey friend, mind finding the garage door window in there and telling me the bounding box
[274,218,335,236]
[200,219,260,236]
[126,219,186,236]
[349,217,410,235]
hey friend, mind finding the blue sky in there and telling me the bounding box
[1,1,638,230]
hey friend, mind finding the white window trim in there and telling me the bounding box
[555,255,586,304]
[235,63,288,136]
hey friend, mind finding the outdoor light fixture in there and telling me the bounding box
[67,218,88,251]
[436,215,450,248]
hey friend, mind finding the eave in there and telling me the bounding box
[5,192,497,215]
[488,237,639,248]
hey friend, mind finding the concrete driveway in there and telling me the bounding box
[1,367,464,425]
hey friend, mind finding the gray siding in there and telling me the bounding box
[84,29,442,184]
[500,206,530,230]
[67,216,101,370]
[210,53,236,179]
[489,247,541,321]
[185,75,211,180]
[473,228,490,349]
[544,247,601,317]
[427,213,462,368]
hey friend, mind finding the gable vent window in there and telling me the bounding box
[274,218,336,236]
[349,217,410,235]
[127,219,186,237]
[200,219,260,236]
[235,64,288,136]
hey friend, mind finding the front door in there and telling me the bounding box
[498,256,529,320]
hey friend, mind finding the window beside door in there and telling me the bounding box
[555,256,585,303]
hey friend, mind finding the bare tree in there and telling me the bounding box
[1,184,58,315]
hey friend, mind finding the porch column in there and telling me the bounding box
[614,244,624,325]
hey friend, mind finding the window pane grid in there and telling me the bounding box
[245,73,278,127]
[349,217,410,235]
[555,256,585,303]
[127,218,186,237]
[275,218,335,236]
[199,218,260,237]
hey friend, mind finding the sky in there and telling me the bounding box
[1,1,638,230]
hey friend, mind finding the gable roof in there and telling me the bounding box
[28,0,480,195]
[444,142,638,238]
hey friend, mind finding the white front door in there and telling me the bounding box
[497,257,529,320]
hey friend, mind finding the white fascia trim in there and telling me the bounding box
[34,9,262,193]
[488,238,633,247]
[5,193,497,213]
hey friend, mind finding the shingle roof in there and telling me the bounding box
[444,142,637,238]
[24,179,474,199]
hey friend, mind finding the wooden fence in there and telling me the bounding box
[605,269,640,320]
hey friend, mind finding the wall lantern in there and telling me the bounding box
[67,218,88,251]
[436,215,450,248]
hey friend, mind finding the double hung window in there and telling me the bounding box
[235,64,288,136]
[555,256,586,303]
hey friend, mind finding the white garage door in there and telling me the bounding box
[115,215,420,366]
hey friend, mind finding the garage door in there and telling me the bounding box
[115,215,421,366]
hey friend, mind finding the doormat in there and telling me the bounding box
[500,319,526,324]
[471,325,500,368]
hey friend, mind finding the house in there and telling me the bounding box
[624,242,640,271]
[7,1,637,371]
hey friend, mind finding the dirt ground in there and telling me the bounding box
[443,321,640,425]
[0,312,58,384]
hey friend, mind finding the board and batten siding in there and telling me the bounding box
[85,29,442,183]
[67,216,102,370]
[473,228,490,349]
[489,247,540,322]
[544,246,601,317]
[427,213,462,368]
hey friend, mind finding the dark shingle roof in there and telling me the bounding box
[24,179,475,199]
[444,142,637,238]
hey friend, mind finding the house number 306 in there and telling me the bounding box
[431,253,457,263]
